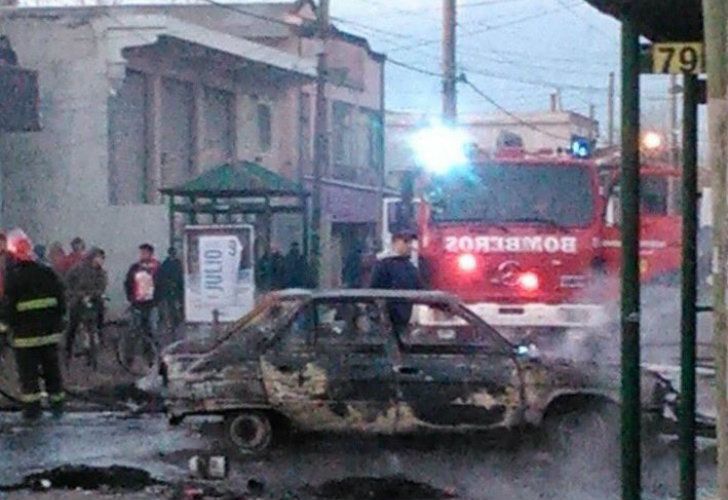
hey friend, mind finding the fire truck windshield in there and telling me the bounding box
[430,163,595,227]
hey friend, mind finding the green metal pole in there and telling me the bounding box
[620,10,641,500]
[679,73,699,500]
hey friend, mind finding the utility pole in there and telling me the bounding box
[670,74,680,166]
[589,103,596,142]
[608,71,615,147]
[703,0,728,497]
[442,0,457,123]
[312,0,329,286]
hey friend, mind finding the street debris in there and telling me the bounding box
[0,465,161,493]
[188,455,228,480]
[307,475,457,499]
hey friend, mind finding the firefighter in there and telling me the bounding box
[370,227,422,331]
[5,231,66,420]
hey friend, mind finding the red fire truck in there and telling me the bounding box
[384,149,683,337]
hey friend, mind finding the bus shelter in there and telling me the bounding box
[160,160,310,260]
[583,1,705,498]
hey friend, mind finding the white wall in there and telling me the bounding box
[0,14,169,316]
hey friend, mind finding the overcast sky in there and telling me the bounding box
[17,0,685,147]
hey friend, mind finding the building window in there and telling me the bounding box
[333,101,354,166]
[202,87,234,169]
[257,102,272,153]
[108,70,148,205]
[160,77,194,187]
[366,111,383,170]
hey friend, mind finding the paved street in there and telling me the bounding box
[0,410,719,499]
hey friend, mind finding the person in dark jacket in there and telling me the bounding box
[157,247,184,333]
[64,248,107,364]
[124,243,160,340]
[5,231,66,420]
[284,242,308,288]
[342,241,363,288]
[0,36,18,66]
[370,228,422,330]
[257,245,286,291]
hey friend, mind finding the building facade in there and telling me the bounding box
[0,2,386,301]
[0,7,318,312]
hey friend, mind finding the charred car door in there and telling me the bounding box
[260,303,328,429]
[394,301,520,430]
[307,298,398,433]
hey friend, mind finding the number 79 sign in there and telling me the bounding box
[652,42,705,74]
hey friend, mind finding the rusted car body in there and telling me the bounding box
[161,290,685,451]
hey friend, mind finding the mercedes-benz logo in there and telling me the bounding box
[496,260,521,287]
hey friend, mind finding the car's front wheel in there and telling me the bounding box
[225,411,273,454]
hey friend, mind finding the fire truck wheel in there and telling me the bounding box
[225,411,273,454]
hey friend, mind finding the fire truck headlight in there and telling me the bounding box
[517,271,540,292]
[457,253,477,272]
[409,124,471,174]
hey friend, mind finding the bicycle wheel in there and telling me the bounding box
[116,333,157,377]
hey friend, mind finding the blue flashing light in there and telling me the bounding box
[570,135,593,159]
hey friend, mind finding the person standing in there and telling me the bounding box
[48,242,66,276]
[62,237,86,275]
[5,231,66,420]
[370,228,422,331]
[342,241,363,288]
[33,245,48,266]
[124,243,160,340]
[0,36,18,66]
[64,248,107,364]
[284,242,308,288]
[157,247,184,334]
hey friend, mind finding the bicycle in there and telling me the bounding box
[115,306,159,377]
[68,296,102,371]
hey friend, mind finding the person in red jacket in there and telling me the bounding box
[62,237,86,275]
[124,243,160,340]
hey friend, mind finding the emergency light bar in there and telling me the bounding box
[570,135,594,159]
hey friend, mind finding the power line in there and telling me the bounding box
[553,0,616,41]
[388,58,443,77]
[388,3,580,53]
[460,0,531,8]
[462,65,607,92]
[463,76,571,140]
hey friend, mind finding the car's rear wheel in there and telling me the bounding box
[225,411,273,454]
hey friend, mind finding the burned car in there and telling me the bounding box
[161,290,681,453]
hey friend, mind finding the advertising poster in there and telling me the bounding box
[183,225,255,323]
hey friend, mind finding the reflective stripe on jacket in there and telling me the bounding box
[11,332,63,349]
[16,297,58,312]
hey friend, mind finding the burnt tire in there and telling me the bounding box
[225,412,273,454]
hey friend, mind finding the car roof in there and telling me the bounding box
[271,288,459,302]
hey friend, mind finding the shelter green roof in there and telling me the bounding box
[161,161,306,198]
